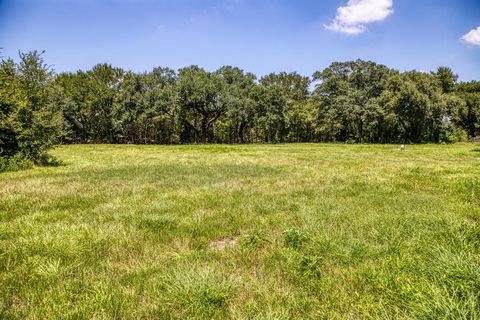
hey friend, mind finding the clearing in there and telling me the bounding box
[1,144,479,319]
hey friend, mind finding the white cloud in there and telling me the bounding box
[325,0,394,35]
[461,27,480,46]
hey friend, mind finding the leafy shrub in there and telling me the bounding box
[0,51,61,171]
[0,154,33,172]
[440,125,468,143]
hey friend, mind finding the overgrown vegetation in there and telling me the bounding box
[53,61,479,145]
[0,51,61,171]
[0,144,479,319]
[0,51,479,317]
[2,52,480,168]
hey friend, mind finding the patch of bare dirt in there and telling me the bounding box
[208,237,239,251]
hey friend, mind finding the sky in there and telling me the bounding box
[0,0,479,81]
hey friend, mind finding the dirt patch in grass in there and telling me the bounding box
[208,237,239,251]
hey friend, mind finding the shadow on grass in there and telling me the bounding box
[37,157,67,167]
[0,154,65,174]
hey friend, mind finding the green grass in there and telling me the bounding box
[1,143,479,319]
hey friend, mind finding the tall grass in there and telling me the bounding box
[0,143,479,319]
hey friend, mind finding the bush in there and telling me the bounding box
[0,153,33,173]
[0,51,61,170]
[440,125,468,143]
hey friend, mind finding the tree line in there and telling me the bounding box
[1,51,480,168]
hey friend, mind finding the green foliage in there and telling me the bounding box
[435,66,458,94]
[454,81,480,138]
[2,52,480,152]
[283,229,309,249]
[440,125,468,143]
[177,66,227,143]
[45,58,480,145]
[239,229,268,250]
[312,60,394,142]
[0,51,61,168]
[0,153,33,172]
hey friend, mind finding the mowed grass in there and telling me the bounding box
[1,144,479,319]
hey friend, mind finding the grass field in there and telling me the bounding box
[1,143,479,319]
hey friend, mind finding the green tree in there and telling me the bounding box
[253,84,287,143]
[216,66,257,143]
[313,60,393,142]
[113,68,179,144]
[177,66,226,143]
[88,64,123,143]
[0,51,61,164]
[9,53,477,147]
[54,71,95,143]
[454,81,480,138]
[435,66,458,94]
[261,72,312,142]
[0,59,21,157]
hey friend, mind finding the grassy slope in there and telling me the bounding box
[0,144,479,319]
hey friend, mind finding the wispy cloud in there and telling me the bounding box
[461,27,480,46]
[325,0,394,35]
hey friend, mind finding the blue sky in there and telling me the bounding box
[0,0,479,80]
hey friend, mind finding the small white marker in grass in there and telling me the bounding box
[400,145,405,151]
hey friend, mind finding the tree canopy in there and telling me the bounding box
[1,53,480,170]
